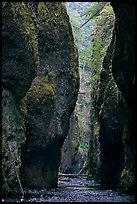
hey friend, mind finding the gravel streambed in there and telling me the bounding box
[2,178,135,202]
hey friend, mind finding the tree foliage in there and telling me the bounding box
[66,3,115,157]
[81,2,115,73]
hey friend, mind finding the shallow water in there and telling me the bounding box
[2,178,135,202]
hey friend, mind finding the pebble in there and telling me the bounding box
[2,178,135,202]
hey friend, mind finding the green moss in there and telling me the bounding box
[93,121,100,139]
[17,97,27,117]
[38,2,70,32]
[120,168,129,191]
[38,2,48,24]
[80,143,89,153]
[72,134,80,152]
[120,168,135,193]
[27,76,55,103]
[11,2,39,65]
[103,78,120,110]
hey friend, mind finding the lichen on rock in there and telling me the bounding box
[99,78,125,189]
[111,2,135,194]
[60,111,86,174]
[2,2,37,195]
[11,2,39,65]
[20,2,79,189]
[2,89,26,195]
[27,75,55,104]
[2,2,37,99]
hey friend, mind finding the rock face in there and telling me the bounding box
[3,1,134,197]
[60,111,86,174]
[20,75,56,188]
[99,78,125,189]
[2,2,37,99]
[2,2,79,194]
[87,35,115,182]
[60,111,80,173]
[2,89,26,195]
[110,2,135,194]
[2,2,37,195]
[87,2,135,194]
[97,35,126,189]
[20,2,79,188]
[88,36,125,189]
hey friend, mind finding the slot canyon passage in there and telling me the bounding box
[2,2,135,203]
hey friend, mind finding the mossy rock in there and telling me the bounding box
[27,75,55,105]
[120,168,135,194]
[2,2,37,99]
[11,2,39,64]
[2,89,26,195]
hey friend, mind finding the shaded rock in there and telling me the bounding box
[86,121,100,181]
[60,111,86,174]
[2,2,37,99]
[60,111,80,174]
[87,2,135,194]
[96,35,115,118]
[87,36,115,182]
[20,2,79,188]
[71,146,87,174]
[20,75,56,188]
[2,2,37,195]
[99,78,125,189]
[2,89,26,195]
[111,2,135,110]
[23,75,55,150]
[111,2,135,194]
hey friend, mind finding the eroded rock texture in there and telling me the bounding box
[20,2,79,188]
[2,2,37,99]
[87,2,135,194]
[60,111,86,174]
[2,2,79,193]
[99,78,125,189]
[2,2,37,195]
[96,35,126,189]
[88,2,135,193]
[110,2,135,194]
[87,35,115,182]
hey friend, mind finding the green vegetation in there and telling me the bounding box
[38,2,70,33]
[120,168,135,193]
[90,3,114,71]
[67,3,115,154]
[80,143,89,152]
[68,2,114,71]
[66,10,82,49]
[11,2,39,64]
[79,2,114,73]
[80,3,115,179]
[27,76,55,104]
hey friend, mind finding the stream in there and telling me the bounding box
[2,178,135,202]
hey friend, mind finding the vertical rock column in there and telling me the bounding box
[60,111,86,174]
[20,2,80,188]
[94,36,125,189]
[99,78,125,189]
[2,2,37,195]
[110,2,135,194]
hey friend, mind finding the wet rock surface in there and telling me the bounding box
[20,2,80,189]
[2,178,135,202]
[2,2,37,195]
